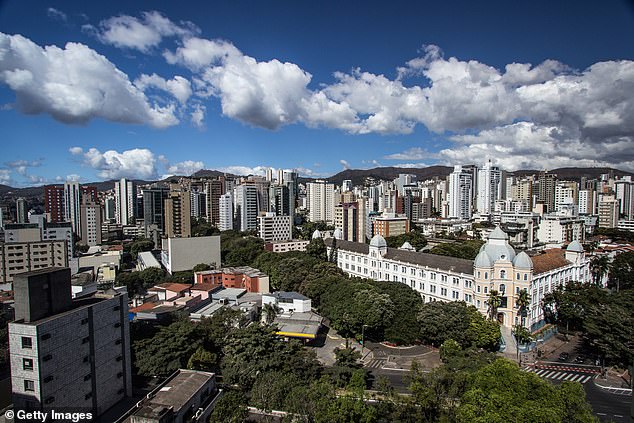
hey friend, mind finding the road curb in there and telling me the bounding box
[593,380,632,395]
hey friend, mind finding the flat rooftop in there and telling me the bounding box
[133,370,215,418]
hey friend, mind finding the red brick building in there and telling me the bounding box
[194,266,270,293]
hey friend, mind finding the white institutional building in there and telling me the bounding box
[326,227,591,330]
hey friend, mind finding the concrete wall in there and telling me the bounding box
[162,236,221,273]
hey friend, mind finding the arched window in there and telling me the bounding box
[500,270,506,279]
[484,272,488,279]
[524,273,528,281]
[516,273,520,280]
[499,283,506,294]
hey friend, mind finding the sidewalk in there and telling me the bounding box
[593,368,633,394]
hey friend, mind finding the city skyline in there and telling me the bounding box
[1,0,634,187]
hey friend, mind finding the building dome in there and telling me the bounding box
[513,251,533,270]
[480,227,516,262]
[400,241,415,251]
[333,228,343,240]
[566,240,584,253]
[474,250,493,268]
[489,226,509,240]
[311,230,322,239]
[370,234,387,248]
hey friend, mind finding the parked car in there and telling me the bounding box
[558,352,570,361]
[575,355,585,364]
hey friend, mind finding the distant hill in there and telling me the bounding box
[1,166,632,203]
[511,167,633,181]
[323,165,454,186]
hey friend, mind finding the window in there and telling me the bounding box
[499,284,506,294]
[484,272,488,279]
[85,392,93,400]
[440,288,447,296]
[24,380,35,392]
[23,358,34,371]
[524,274,528,281]
[84,374,92,381]
[21,337,32,349]
[500,270,506,279]
[477,285,481,293]
[113,305,121,311]
[484,286,488,294]
[516,273,520,280]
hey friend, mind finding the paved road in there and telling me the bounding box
[522,364,631,422]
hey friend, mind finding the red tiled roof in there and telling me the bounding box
[152,282,192,292]
[532,249,570,275]
[130,302,158,313]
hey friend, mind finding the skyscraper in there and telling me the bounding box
[63,182,81,234]
[80,199,102,246]
[234,185,258,232]
[114,178,136,225]
[219,192,233,231]
[142,185,169,237]
[448,166,473,220]
[165,185,192,238]
[16,197,27,224]
[476,161,501,215]
[307,180,335,224]
[204,178,224,226]
[538,171,557,213]
[615,177,634,220]
[44,185,64,223]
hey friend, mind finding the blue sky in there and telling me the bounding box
[1,0,633,186]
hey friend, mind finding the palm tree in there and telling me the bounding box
[487,290,502,321]
[590,255,610,286]
[262,303,280,325]
[516,289,530,328]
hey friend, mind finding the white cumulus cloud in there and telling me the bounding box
[75,147,158,180]
[134,73,192,104]
[94,11,198,52]
[0,32,179,128]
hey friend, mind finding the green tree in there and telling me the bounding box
[262,303,280,324]
[516,288,530,327]
[429,240,484,260]
[208,391,248,423]
[133,320,202,376]
[439,339,462,363]
[385,231,427,251]
[129,238,154,259]
[306,237,327,261]
[187,346,217,371]
[590,254,610,286]
[487,289,502,321]
[192,263,213,272]
[608,251,634,291]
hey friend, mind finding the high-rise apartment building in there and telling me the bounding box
[615,177,634,220]
[538,171,557,213]
[578,189,596,215]
[204,178,224,226]
[307,180,335,224]
[0,240,68,285]
[598,194,619,229]
[257,213,292,242]
[114,178,136,225]
[218,193,233,231]
[234,185,258,232]
[447,166,473,220]
[190,190,207,219]
[104,195,116,222]
[554,181,578,212]
[142,185,169,238]
[165,186,192,238]
[9,268,132,416]
[476,161,501,215]
[16,198,28,224]
[80,199,102,246]
[44,186,64,223]
[342,180,353,193]
[63,182,81,234]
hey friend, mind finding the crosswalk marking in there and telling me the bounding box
[365,359,386,369]
[522,366,593,384]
